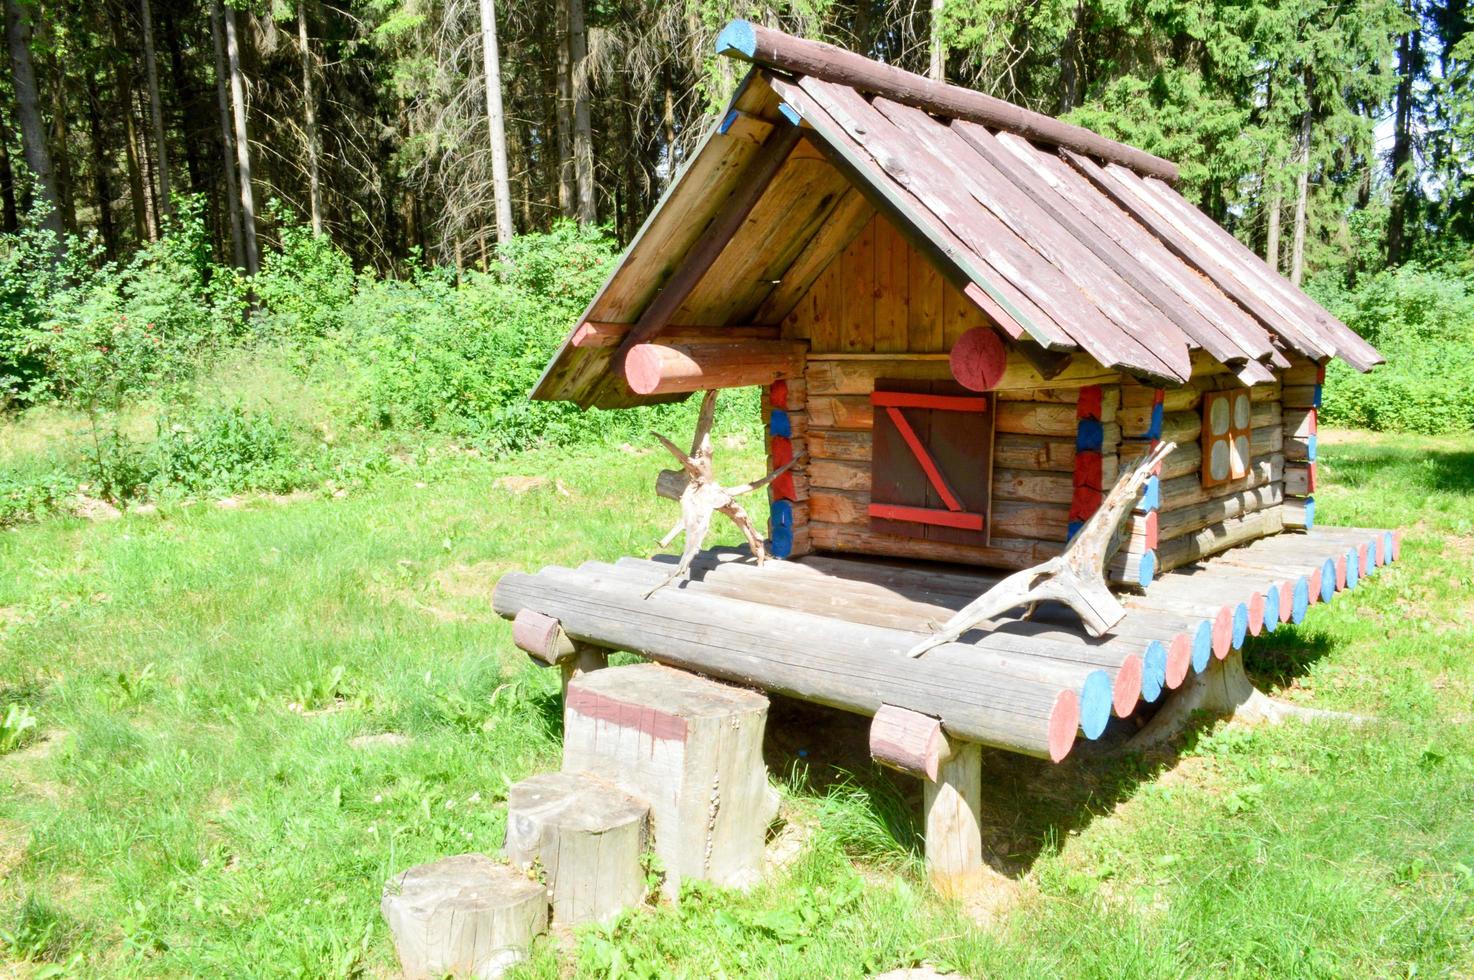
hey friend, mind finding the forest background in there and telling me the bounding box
[2,0,1473,522]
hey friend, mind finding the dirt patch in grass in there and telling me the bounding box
[375,560,512,623]
[0,817,27,878]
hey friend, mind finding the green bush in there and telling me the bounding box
[1311,263,1474,434]
[251,209,359,341]
[150,404,314,495]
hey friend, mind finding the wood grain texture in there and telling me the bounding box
[562,663,772,897]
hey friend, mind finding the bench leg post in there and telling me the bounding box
[559,646,607,695]
[923,740,984,899]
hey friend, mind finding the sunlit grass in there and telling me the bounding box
[1,429,1471,976]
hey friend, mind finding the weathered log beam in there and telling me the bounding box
[493,565,1082,761]
[625,340,806,396]
[614,122,802,365]
[571,322,780,349]
[716,20,1179,183]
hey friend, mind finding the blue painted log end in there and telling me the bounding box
[1264,584,1280,632]
[1137,549,1157,588]
[1141,640,1167,703]
[1232,602,1249,649]
[1079,670,1113,739]
[1291,577,1309,624]
[715,20,758,58]
[1191,620,1212,673]
[1320,558,1336,602]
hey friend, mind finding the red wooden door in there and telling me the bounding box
[869,379,993,547]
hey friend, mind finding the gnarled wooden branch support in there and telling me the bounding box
[646,390,804,598]
[906,440,1175,658]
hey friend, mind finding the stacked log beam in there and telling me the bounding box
[764,378,810,558]
[1111,383,1163,588]
[1281,359,1323,529]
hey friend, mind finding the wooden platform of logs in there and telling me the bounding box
[492,524,1400,766]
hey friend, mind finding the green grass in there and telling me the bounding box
[1,429,1472,977]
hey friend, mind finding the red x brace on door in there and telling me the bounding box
[869,380,993,547]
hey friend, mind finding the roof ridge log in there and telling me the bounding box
[716,19,1180,184]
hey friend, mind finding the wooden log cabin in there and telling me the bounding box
[493,23,1401,897]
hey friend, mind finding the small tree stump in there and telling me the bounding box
[563,663,773,897]
[381,854,547,979]
[504,771,650,926]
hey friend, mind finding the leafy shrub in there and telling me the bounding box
[150,404,313,495]
[0,468,74,528]
[1310,263,1474,434]
[252,208,358,341]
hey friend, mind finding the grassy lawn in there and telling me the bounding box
[1,428,1472,977]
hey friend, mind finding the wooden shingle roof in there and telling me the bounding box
[533,22,1381,409]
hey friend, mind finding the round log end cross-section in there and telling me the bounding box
[1191,620,1213,672]
[1263,584,1280,632]
[1247,591,1265,637]
[949,327,1009,392]
[380,854,547,980]
[1358,542,1372,577]
[1112,653,1143,718]
[1231,602,1249,650]
[1345,549,1360,589]
[1319,559,1336,603]
[1166,633,1192,688]
[1078,670,1113,740]
[1290,577,1310,624]
[1277,579,1296,623]
[1211,606,1233,660]
[1307,567,1322,605]
[1141,640,1167,702]
[624,341,802,396]
[1390,530,1401,562]
[1047,689,1082,763]
[504,771,650,927]
[1334,555,1348,592]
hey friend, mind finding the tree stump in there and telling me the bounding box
[381,853,546,979]
[504,771,650,926]
[562,663,774,897]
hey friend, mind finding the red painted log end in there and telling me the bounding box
[1247,591,1265,636]
[1048,689,1081,763]
[1113,654,1143,717]
[1211,606,1233,659]
[1166,633,1192,688]
[949,326,1008,392]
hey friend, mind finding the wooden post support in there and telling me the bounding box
[562,663,774,898]
[504,772,650,926]
[923,740,988,900]
[381,854,547,980]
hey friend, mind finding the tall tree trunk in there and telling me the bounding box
[47,54,76,232]
[140,0,172,220]
[477,0,513,243]
[1386,7,1419,266]
[136,89,160,236]
[108,6,148,242]
[928,0,945,81]
[298,1,323,235]
[209,0,244,269]
[0,109,18,232]
[1265,189,1282,272]
[1058,0,1083,111]
[85,73,118,258]
[161,1,204,196]
[568,0,594,226]
[221,0,259,273]
[556,0,574,217]
[4,0,63,240]
[1290,107,1311,286]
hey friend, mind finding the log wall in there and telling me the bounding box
[764,208,1302,578]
